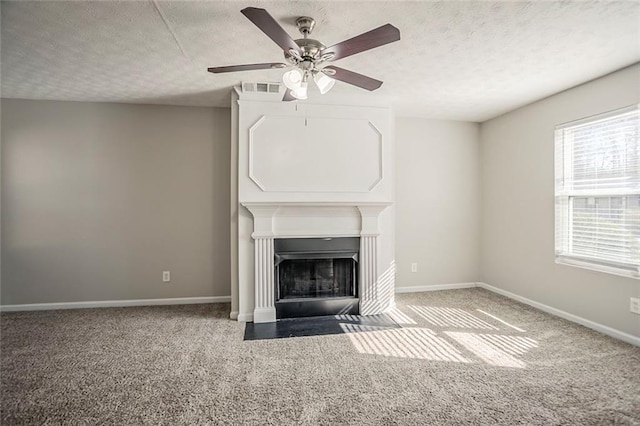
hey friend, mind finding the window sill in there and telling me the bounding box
[555,256,640,280]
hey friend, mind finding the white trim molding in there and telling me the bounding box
[359,235,379,315]
[248,115,384,193]
[394,282,639,347]
[237,312,254,322]
[0,296,231,312]
[252,235,276,323]
[477,282,640,347]
[555,256,640,280]
[395,283,477,293]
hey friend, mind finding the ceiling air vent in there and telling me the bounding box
[242,82,281,94]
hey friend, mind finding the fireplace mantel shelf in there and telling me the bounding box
[241,201,393,208]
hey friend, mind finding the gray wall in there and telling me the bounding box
[395,118,480,288]
[1,99,231,304]
[480,64,640,337]
[3,72,638,339]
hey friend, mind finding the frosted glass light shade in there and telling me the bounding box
[314,72,335,94]
[283,69,303,90]
[290,82,308,100]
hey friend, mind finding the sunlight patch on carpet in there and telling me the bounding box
[476,309,526,332]
[445,332,538,368]
[408,305,500,330]
[385,307,417,325]
[341,325,470,362]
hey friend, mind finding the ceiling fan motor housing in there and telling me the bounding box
[291,38,325,60]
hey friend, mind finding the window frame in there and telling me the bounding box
[554,104,640,279]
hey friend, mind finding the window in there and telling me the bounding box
[555,105,639,279]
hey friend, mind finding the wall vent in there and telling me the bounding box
[242,82,281,94]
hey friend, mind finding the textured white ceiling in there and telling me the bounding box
[1,1,638,122]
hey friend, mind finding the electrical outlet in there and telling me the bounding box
[162,271,171,282]
[631,297,640,315]
[411,263,418,273]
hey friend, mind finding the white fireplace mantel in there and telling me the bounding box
[241,201,392,323]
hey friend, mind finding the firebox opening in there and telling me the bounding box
[274,237,360,319]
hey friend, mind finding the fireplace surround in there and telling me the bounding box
[230,89,395,323]
[240,202,392,323]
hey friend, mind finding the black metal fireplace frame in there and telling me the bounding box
[274,237,360,319]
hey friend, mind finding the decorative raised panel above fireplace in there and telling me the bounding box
[236,97,393,203]
[249,116,384,193]
[230,91,395,323]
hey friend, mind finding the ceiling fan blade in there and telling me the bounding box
[319,24,400,62]
[282,90,296,102]
[207,63,287,73]
[241,7,302,55]
[323,66,383,91]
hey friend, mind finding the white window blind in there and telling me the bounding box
[555,105,640,278]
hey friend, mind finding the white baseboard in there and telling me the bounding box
[0,296,232,312]
[229,311,239,320]
[395,283,477,293]
[392,281,638,347]
[237,312,253,322]
[477,282,640,347]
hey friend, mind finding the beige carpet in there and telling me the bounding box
[2,288,639,425]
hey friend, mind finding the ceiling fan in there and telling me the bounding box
[207,7,400,101]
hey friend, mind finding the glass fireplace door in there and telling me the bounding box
[274,237,360,318]
[278,257,356,300]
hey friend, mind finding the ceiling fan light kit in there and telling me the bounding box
[282,68,303,90]
[291,81,309,100]
[281,16,334,98]
[314,72,336,95]
[207,7,400,102]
